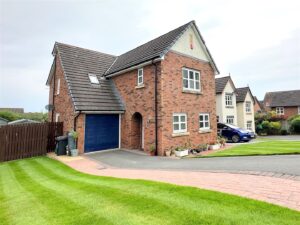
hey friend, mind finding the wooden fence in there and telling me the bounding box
[0,122,63,162]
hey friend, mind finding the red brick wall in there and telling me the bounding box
[113,51,217,156]
[112,64,159,153]
[48,55,75,134]
[159,51,217,154]
[271,106,299,119]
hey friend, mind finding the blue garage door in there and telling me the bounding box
[85,114,119,152]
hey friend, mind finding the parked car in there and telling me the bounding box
[217,123,252,143]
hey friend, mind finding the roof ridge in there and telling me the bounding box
[116,21,193,59]
[266,89,300,94]
[55,42,116,58]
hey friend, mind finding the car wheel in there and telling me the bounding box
[232,135,240,143]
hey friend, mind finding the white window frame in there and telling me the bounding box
[88,73,99,84]
[246,121,252,130]
[55,113,60,122]
[182,68,200,92]
[226,115,234,124]
[199,113,210,130]
[225,93,233,106]
[245,101,251,113]
[56,78,60,95]
[276,107,284,115]
[173,113,187,133]
[137,68,144,86]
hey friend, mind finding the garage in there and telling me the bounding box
[84,114,120,153]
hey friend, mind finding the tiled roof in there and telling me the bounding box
[54,43,125,112]
[264,90,300,107]
[215,76,233,94]
[236,87,252,103]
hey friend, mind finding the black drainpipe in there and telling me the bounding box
[152,60,158,156]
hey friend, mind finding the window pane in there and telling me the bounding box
[189,80,194,89]
[183,69,188,78]
[189,71,194,79]
[181,123,186,130]
[205,122,209,127]
[195,72,199,80]
[174,124,179,130]
[183,79,188,88]
[180,115,185,122]
[200,115,203,121]
[173,116,179,122]
[195,81,199,90]
[138,77,143,83]
[200,122,204,127]
[205,115,209,121]
[138,69,143,76]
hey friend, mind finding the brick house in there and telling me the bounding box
[263,90,300,118]
[46,21,219,156]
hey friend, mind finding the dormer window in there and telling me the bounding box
[88,74,99,84]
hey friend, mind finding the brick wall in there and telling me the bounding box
[48,55,75,134]
[271,106,299,119]
[112,63,159,153]
[159,51,217,154]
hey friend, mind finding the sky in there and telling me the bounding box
[0,0,299,112]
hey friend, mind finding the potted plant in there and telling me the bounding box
[149,144,156,156]
[198,143,209,151]
[68,130,78,157]
[174,144,189,157]
[209,141,220,150]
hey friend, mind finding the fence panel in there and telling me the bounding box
[0,122,63,162]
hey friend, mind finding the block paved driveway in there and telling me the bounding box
[87,150,300,176]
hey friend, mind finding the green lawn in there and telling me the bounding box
[1,157,299,225]
[205,140,300,157]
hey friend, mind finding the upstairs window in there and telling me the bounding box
[226,115,234,124]
[182,68,200,92]
[88,74,99,84]
[199,113,210,130]
[276,107,284,115]
[173,113,187,133]
[245,101,252,113]
[56,78,60,95]
[137,68,143,86]
[247,121,252,130]
[225,93,233,106]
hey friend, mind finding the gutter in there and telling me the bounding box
[106,57,162,78]
[152,60,159,156]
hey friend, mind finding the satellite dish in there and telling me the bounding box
[45,104,54,111]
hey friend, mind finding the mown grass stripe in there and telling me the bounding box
[34,157,299,225]
[25,158,210,225]
[16,159,178,225]
[10,160,115,225]
[0,163,51,225]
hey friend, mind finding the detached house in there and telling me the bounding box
[46,21,219,156]
[236,87,255,131]
[263,90,300,118]
[215,76,237,125]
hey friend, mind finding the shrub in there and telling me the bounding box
[0,111,21,121]
[290,118,300,134]
[268,121,281,135]
[261,121,270,129]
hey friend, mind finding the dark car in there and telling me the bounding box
[217,123,252,143]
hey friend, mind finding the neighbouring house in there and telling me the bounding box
[253,96,263,113]
[215,76,237,125]
[263,90,300,118]
[0,117,8,126]
[0,108,24,113]
[46,20,219,156]
[236,87,255,131]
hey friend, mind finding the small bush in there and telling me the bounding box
[268,121,281,135]
[290,118,300,134]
